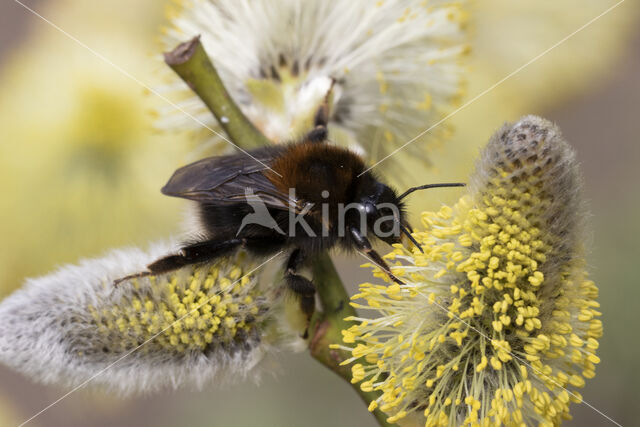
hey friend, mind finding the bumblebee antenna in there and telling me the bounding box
[399,223,424,254]
[398,182,465,200]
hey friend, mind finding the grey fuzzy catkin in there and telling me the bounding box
[0,241,274,395]
[472,115,585,266]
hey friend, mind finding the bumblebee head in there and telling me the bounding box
[354,178,466,250]
[353,180,408,246]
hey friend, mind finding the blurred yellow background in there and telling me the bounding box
[0,1,638,426]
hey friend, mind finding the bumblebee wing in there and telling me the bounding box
[161,146,301,211]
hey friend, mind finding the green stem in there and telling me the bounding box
[164,37,389,427]
[310,254,392,427]
[164,36,271,149]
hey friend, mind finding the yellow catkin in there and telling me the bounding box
[90,254,268,355]
[342,117,601,426]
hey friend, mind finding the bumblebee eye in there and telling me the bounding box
[364,203,377,216]
[354,203,367,215]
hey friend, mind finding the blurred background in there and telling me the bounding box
[0,0,638,426]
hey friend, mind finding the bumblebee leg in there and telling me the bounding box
[113,238,243,286]
[306,121,328,143]
[348,226,404,285]
[284,248,316,338]
[112,271,154,287]
[306,78,336,143]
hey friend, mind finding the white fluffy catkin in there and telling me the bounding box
[0,242,275,395]
[161,0,467,159]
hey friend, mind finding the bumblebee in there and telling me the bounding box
[115,114,463,331]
